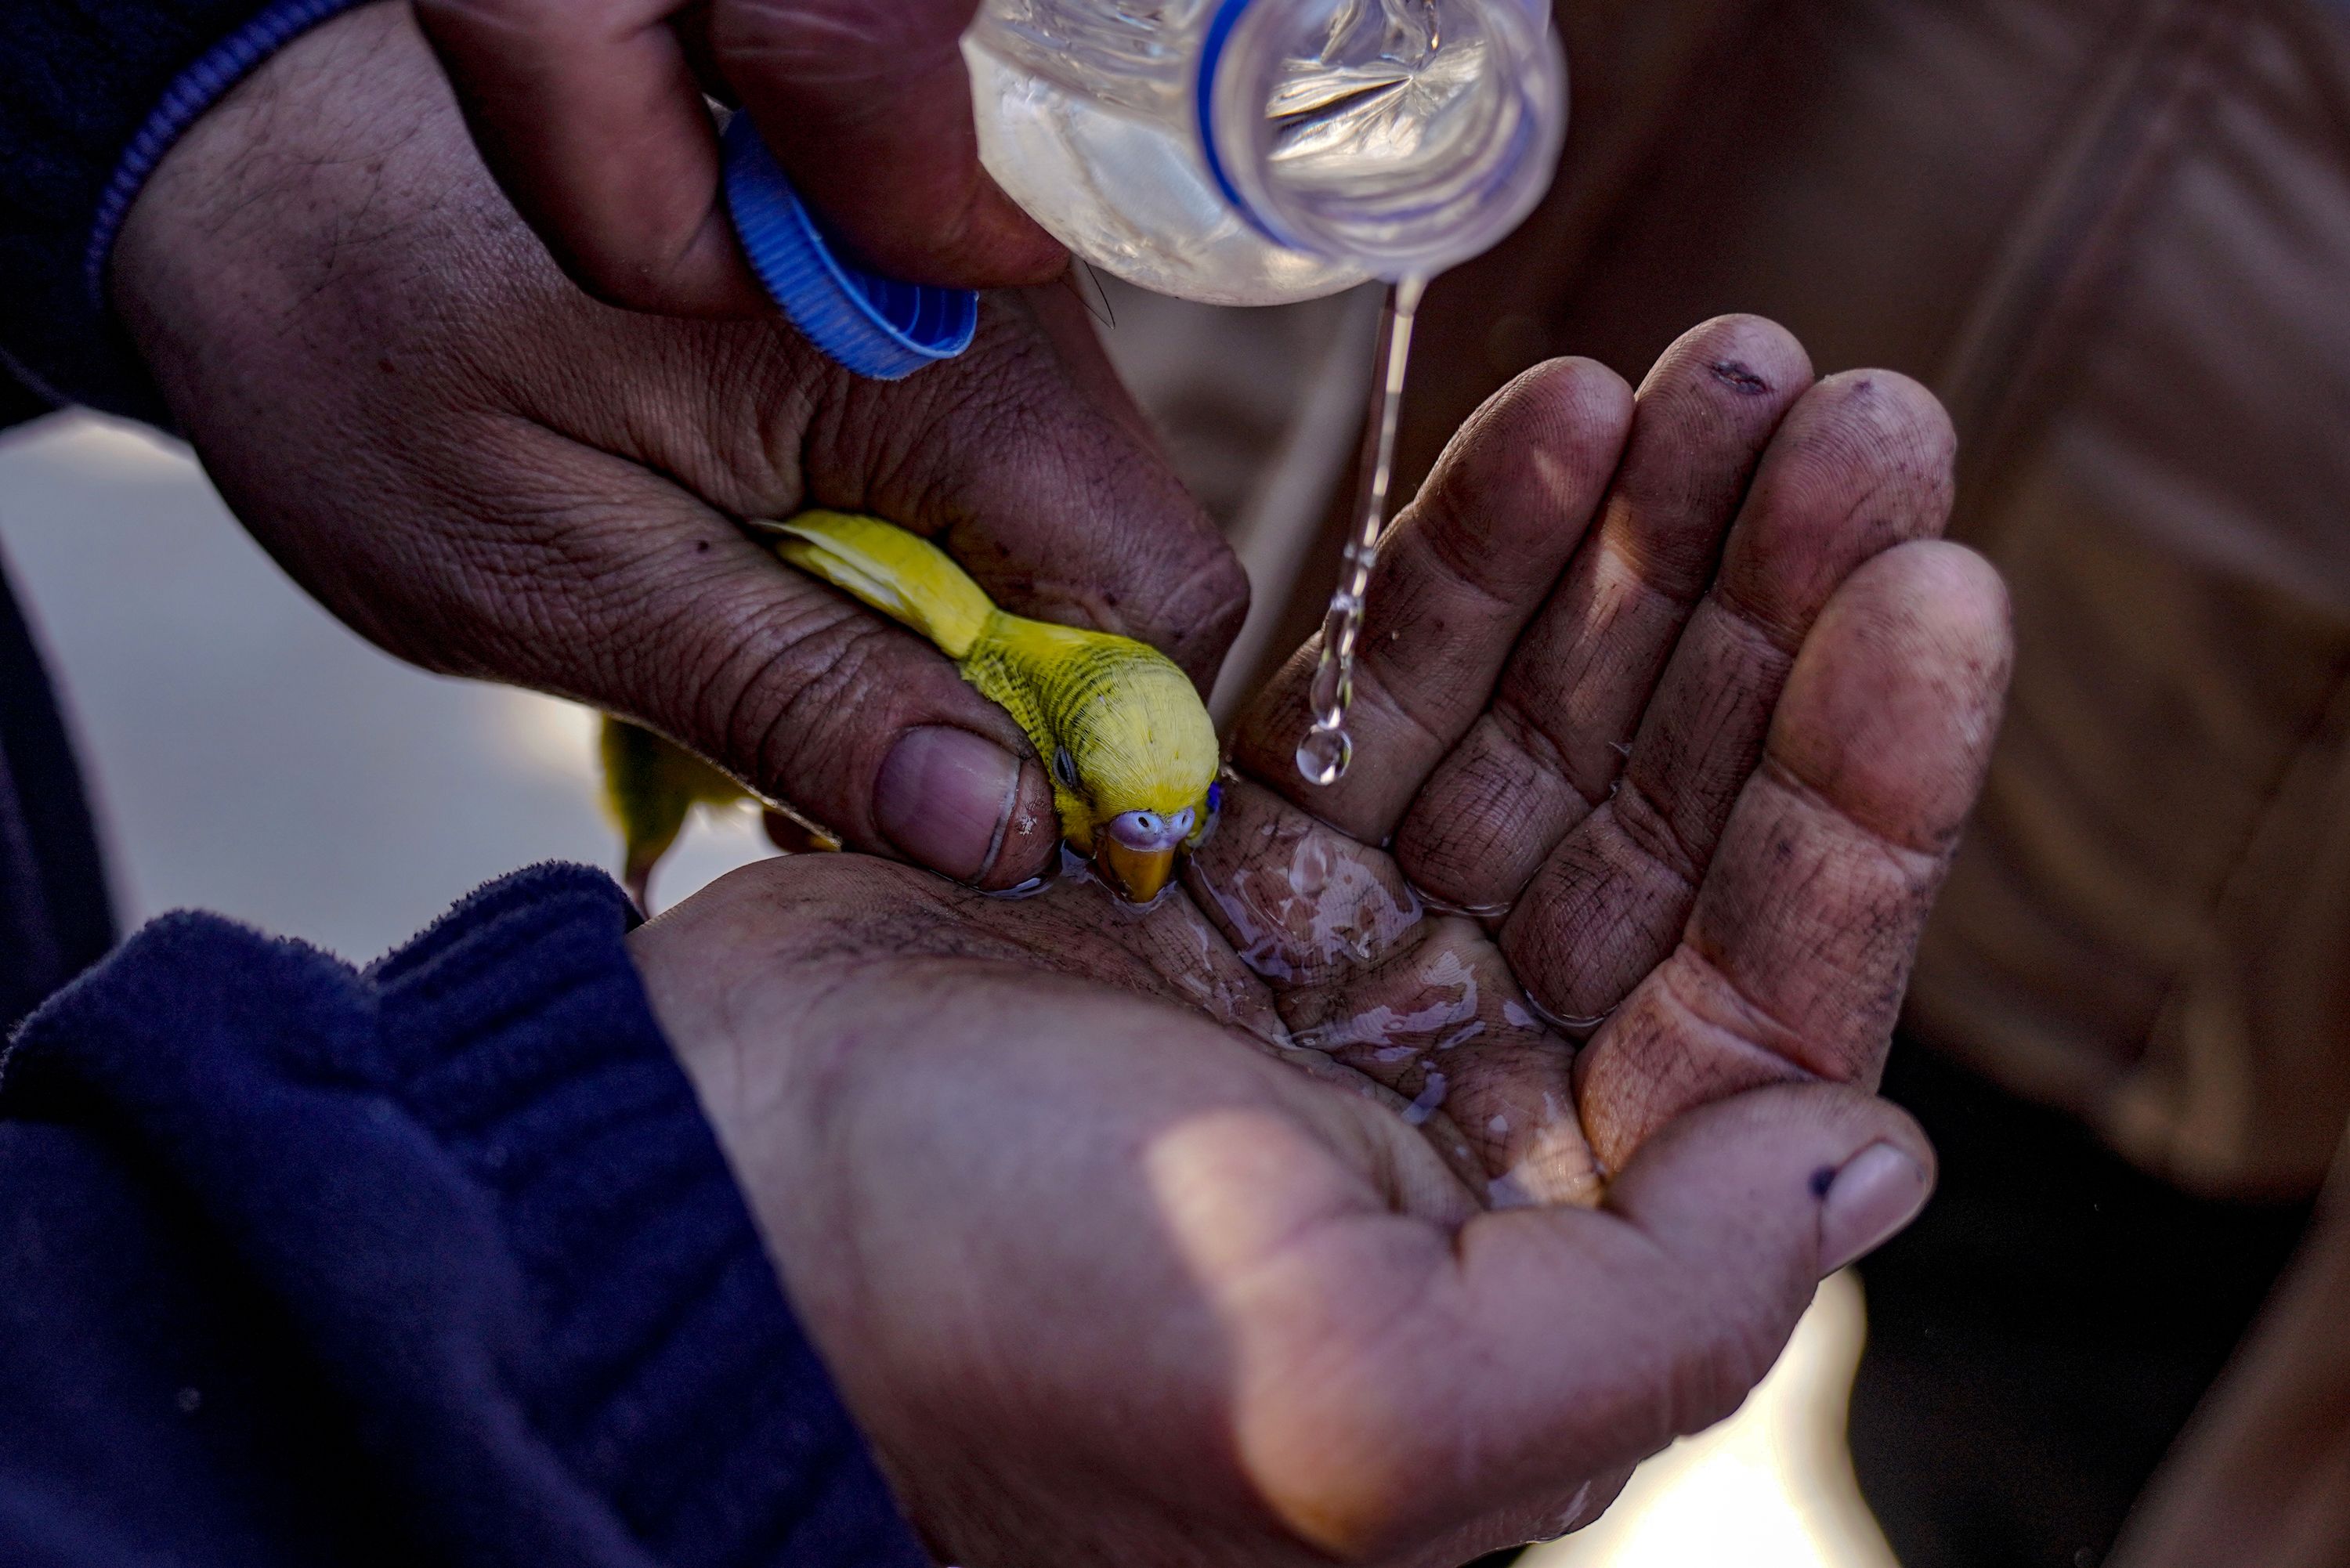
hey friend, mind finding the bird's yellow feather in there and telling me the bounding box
[764,511,1220,858]
[600,512,1222,901]
[598,715,747,906]
[758,511,991,659]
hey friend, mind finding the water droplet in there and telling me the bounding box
[1295,276,1423,789]
[1408,881,1512,919]
[1401,1068,1448,1125]
[982,843,1094,901]
[1296,724,1352,786]
[1521,989,1614,1038]
[1307,657,1352,731]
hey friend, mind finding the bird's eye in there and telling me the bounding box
[1053,746,1078,788]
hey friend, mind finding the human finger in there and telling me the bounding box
[313,408,1065,887]
[1395,316,1815,913]
[1232,358,1636,840]
[505,299,1238,882]
[1572,542,2012,1169]
[1500,370,1958,1024]
[415,0,768,314]
[127,4,1235,887]
[551,288,1244,691]
[415,0,1064,315]
[1230,1083,1931,1561]
[1444,1086,1932,1549]
[710,0,1067,288]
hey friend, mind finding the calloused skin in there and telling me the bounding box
[111,2,1242,895]
[107,7,2014,1556]
[412,0,1067,314]
[632,316,2013,1564]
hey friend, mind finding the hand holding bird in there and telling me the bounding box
[605,511,1221,907]
[628,316,2005,1195]
[629,320,2010,1566]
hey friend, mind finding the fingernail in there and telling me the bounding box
[1816,1142,1930,1274]
[875,726,1023,883]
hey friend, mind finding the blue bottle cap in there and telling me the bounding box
[721,114,978,381]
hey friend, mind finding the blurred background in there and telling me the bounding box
[10,5,2350,1561]
[0,413,768,958]
[0,409,1898,1566]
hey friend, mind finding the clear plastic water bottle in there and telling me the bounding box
[964,0,1567,306]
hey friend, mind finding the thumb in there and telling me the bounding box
[468,289,1242,887]
[709,0,1068,289]
[414,0,1063,316]
[414,0,768,316]
[613,522,1065,888]
[1415,1084,1934,1550]
[392,413,1063,888]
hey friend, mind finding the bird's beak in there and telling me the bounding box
[1094,838,1178,904]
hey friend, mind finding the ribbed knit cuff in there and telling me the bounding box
[367,866,931,1568]
[0,0,374,420]
[2,864,928,1568]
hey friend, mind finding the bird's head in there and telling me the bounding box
[1047,658,1223,905]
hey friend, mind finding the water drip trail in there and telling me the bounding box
[1298,273,1426,786]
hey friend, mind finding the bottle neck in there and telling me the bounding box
[1197,0,1566,279]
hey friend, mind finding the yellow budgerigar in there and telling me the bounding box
[598,713,750,909]
[755,511,1221,904]
[600,512,1222,905]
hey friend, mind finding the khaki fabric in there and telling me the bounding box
[2113,1135,2350,1568]
[1115,0,2350,1201]
[1097,8,2350,1551]
[1911,0,2350,1200]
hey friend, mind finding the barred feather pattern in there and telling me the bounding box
[960,614,1219,851]
[766,511,1220,854]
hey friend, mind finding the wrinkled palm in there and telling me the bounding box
[638,316,2011,1568]
[697,316,2004,1204]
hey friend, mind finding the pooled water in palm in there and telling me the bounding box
[1298,273,1426,787]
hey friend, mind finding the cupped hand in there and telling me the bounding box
[109,2,1239,893]
[631,316,2012,1564]
[413,0,1061,313]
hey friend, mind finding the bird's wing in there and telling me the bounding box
[749,511,993,659]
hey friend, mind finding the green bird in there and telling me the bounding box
[601,511,1222,905]
[598,713,750,909]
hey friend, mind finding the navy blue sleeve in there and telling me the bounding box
[0,0,371,419]
[0,864,929,1568]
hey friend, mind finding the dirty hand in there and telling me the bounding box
[630,316,2012,1564]
[108,1,1238,892]
[414,0,1061,313]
